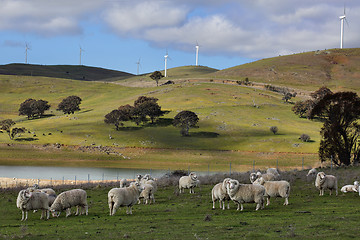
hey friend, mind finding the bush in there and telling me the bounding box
[270,126,278,134]
[299,134,311,142]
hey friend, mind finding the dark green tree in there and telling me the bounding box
[57,96,82,114]
[292,99,314,118]
[173,110,199,136]
[149,71,164,86]
[104,104,134,130]
[19,99,50,119]
[132,96,164,125]
[0,119,26,140]
[309,91,360,166]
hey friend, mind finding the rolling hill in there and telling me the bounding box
[0,63,134,81]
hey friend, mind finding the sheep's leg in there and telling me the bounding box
[21,210,25,221]
[84,205,88,216]
[284,197,289,205]
[240,204,244,211]
[329,189,332,196]
[266,197,270,206]
[236,203,240,211]
[227,200,230,210]
[255,203,260,211]
[65,208,71,217]
[46,210,50,219]
[109,203,113,216]
[40,210,44,219]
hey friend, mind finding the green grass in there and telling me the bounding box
[1,167,360,239]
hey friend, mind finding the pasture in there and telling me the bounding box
[1,167,360,239]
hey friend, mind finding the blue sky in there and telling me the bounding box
[0,0,359,75]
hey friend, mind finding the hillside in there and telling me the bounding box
[212,48,360,92]
[0,63,134,81]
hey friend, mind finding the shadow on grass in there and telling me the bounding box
[145,118,173,127]
[15,137,39,141]
[118,126,143,131]
[191,132,220,138]
[79,109,94,114]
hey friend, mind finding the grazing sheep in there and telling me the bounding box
[226,179,265,211]
[341,181,359,193]
[179,172,199,194]
[211,178,231,210]
[250,172,275,183]
[315,172,338,196]
[253,177,290,206]
[108,182,144,215]
[138,183,156,204]
[306,168,318,177]
[28,187,57,207]
[266,168,280,179]
[16,189,49,221]
[50,189,88,217]
[120,179,130,188]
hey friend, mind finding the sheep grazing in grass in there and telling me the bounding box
[50,189,88,217]
[315,172,338,196]
[108,182,144,215]
[179,172,199,194]
[341,181,359,193]
[138,183,156,204]
[28,188,57,207]
[211,178,231,210]
[250,172,275,183]
[226,179,265,211]
[16,189,49,221]
[253,177,290,206]
[306,168,318,177]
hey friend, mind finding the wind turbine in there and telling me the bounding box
[25,43,31,64]
[195,42,199,66]
[339,6,348,49]
[135,58,141,75]
[79,46,85,65]
[164,50,170,77]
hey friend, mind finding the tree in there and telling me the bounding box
[132,96,165,125]
[104,104,134,130]
[309,91,360,166]
[19,98,36,119]
[0,119,26,140]
[150,71,164,86]
[292,99,314,118]
[19,99,50,119]
[57,96,82,114]
[282,91,297,103]
[173,110,199,136]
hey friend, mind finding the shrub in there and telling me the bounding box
[299,134,311,142]
[270,126,278,134]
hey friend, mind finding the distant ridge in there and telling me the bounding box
[0,63,134,81]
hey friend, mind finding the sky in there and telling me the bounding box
[0,0,359,75]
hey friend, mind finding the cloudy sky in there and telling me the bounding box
[0,0,359,74]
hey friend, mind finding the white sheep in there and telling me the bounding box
[266,168,280,179]
[250,172,275,183]
[108,182,144,215]
[138,183,156,204]
[226,179,265,211]
[16,189,49,221]
[120,179,130,188]
[315,172,338,196]
[211,178,231,210]
[306,168,318,177]
[50,189,88,217]
[341,181,359,193]
[179,172,199,194]
[253,177,290,206]
[29,188,57,206]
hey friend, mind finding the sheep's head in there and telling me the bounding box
[254,177,265,185]
[189,172,198,181]
[227,179,239,190]
[354,181,359,186]
[136,174,142,181]
[250,173,257,183]
[317,172,326,179]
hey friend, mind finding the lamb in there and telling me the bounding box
[226,179,265,211]
[179,172,199,194]
[50,189,88,217]
[108,182,144,215]
[341,181,359,193]
[315,172,338,196]
[306,168,318,177]
[16,189,49,221]
[253,177,290,206]
[211,178,231,210]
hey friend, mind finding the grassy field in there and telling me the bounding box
[1,167,360,239]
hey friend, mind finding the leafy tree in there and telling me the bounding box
[309,91,360,166]
[57,96,82,114]
[173,110,199,136]
[292,99,314,118]
[132,96,164,125]
[104,104,134,130]
[282,92,297,103]
[310,86,333,102]
[149,71,164,86]
[0,119,26,140]
[19,99,50,119]
[299,134,311,142]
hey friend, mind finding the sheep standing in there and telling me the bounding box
[306,168,318,177]
[50,189,88,217]
[250,172,275,183]
[28,188,57,207]
[341,181,359,193]
[253,177,290,206]
[179,172,199,194]
[211,178,231,210]
[16,189,49,221]
[226,179,265,211]
[108,182,144,215]
[315,172,338,196]
[120,179,130,188]
[138,183,156,204]
[266,168,280,179]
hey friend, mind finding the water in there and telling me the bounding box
[0,165,169,181]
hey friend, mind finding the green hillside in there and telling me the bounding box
[0,63,134,81]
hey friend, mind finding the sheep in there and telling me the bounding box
[50,189,88,217]
[306,168,318,177]
[266,168,280,179]
[16,189,49,221]
[341,181,359,193]
[28,187,57,207]
[315,172,338,196]
[120,178,130,188]
[253,177,290,206]
[211,178,231,210]
[108,182,144,215]
[138,183,156,204]
[179,172,198,194]
[250,172,275,183]
[226,179,265,211]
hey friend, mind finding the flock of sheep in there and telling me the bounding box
[15,168,360,221]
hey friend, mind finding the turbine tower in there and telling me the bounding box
[164,50,169,77]
[195,42,199,66]
[136,58,141,75]
[79,46,85,65]
[25,43,30,64]
[339,6,348,49]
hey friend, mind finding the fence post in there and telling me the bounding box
[75,176,77,185]
[50,178,52,186]
[208,164,210,175]
[88,174,90,183]
[253,160,255,171]
[102,173,104,181]
[62,176,64,185]
[229,162,232,175]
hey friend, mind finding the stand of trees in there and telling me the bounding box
[57,96,82,114]
[0,119,26,140]
[19,98,50,119]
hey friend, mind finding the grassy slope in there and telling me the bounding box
[1,167,360,239]
[0,63,134,81]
